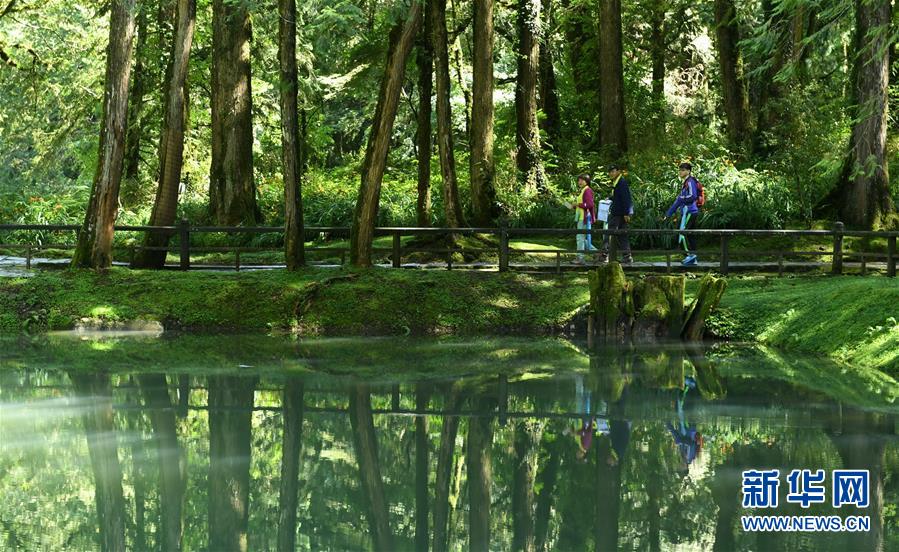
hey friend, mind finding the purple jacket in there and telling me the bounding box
[577,187,597,222]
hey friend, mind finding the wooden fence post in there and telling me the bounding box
[831,221,843,275]
[179,219,191,271]
[719,235,729,275]
[499,228,509,272]
[888,236,896,277]
[392,232,401,268]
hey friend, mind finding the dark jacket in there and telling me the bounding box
[610,176,633,217]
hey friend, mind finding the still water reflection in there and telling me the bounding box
[0,335,897,551]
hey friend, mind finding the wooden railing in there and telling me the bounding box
[1,221,896,276]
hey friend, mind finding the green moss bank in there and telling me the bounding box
[706,275,899,374]
[1,270,897,374]
[0,269,590,336]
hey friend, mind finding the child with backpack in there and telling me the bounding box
[665,162,704,265]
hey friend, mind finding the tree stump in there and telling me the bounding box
[587,266,722,342]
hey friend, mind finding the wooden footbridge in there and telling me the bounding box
[1,221,896,276]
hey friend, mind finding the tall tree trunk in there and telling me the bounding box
[348,385,394,551]
[560,0,599,145]
[450,0,472,139]
[71,0,137,269]
[208,376,257,552]
[516,0,546,190]
[416,0,434,227]
[537,0,561,149]
[837,0,894,228]
[280,0,305,269]
[433,0,466,226]
[277,379,304,551]
[512,421,542,552]
[139,374,186,552]
[470,0,498,225]
[466,397,495,552]
[414,386,431,551]
[713,0,751,151]
[432,390,462,552]
[350,1,422,266]
[70,373,127,552]
[122,4,147,206]
[598,0,627,159]
[132,0,196,269]
[209,0,258,226]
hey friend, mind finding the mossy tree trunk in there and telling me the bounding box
[598,0,627,159]
[416,0,433,228]
[588,263,632,340]
[516,0,545,191]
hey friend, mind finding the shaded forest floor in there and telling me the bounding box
[0,269,896,374]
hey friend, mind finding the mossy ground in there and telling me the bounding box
[705,274,899,374]
[0,268,590,335]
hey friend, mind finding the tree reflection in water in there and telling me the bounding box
[0,337,895,551]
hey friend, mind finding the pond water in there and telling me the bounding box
[0,335,897,551]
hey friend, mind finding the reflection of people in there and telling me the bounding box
[565,375,598,461]
[666,376,703,471]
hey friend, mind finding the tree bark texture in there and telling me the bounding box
[433,0,466,226]
[350,1,422,266]
[516,0,545,190]
[838,0,894,228]
[133,0,195,269]
[70,373,127,552]
[277,379,304,551]
[280,0,305,269]
[598,0,628,159]
[71,0,137,268]
[138,374,186,552]
[348,385,394,551]
[470,0,498,225]
[416,0,434,227]
[209,0,258,226]
[208,375,257,552]
[713,0,751,150]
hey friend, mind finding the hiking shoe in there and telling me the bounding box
[682,254,698,266]
[595,253,608,263]
[622,255,634,265]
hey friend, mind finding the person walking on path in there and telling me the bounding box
[570,174,598,264]
[666,162,701,266]
[598,164,634,264]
